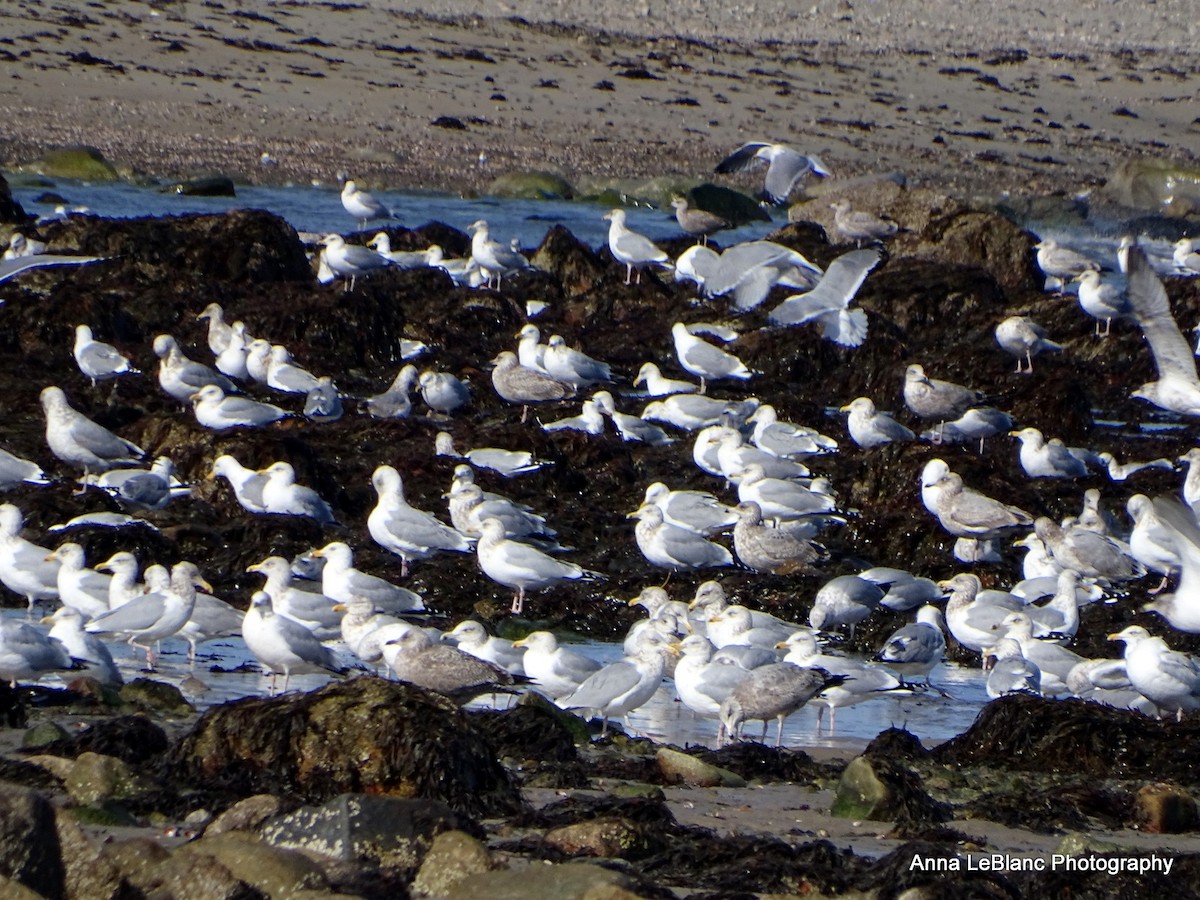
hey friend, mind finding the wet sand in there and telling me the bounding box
[0,0,1197,198]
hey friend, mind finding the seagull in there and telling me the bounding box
[1173,238,1200,275]
[41,606,121,684]
[1125,243,1200,416]
[490,351,574,420]
[443,620,525,675]
[603,209,671,285]
[541,400,605,434]
[719,664,843,747]
[447,483,554,541]
[921,406,1013,452]
[1109,625,1200,719]
[209,454,269,513]
[629,504,733,571]
[559,633,675,735]
[808,575,884,639]
[341,179,394,226]
[1095,451,1173,481]
[983,638,1042,698]
[1034,517,1143,583]
[311,541,425,614]
[368,465,471,575]
[261,461,336,523]
[921,459,1032,541]
[732,501,820,574]
[196,302,236,356]
[994,316,1063,373]
[384,628,512,695]
[903,364,987,424]
[419,370,470,416]
[1075,270,1132,337]
[633,362,697,397]
[92,456,189,510]
[190,384,288,430]
[702,240,822,312]
[73,325,139,387]
[242,590,341,694]
[215,322,251,380]
[303,376,342,423]
[1035,239,1100,285]
[642,481,738,537]
[367,232,431,268]
[747,404,837,459]
[841,397,914,449]
[0,619,76,686]
[0,448,50,489]
[673,635,754,743]
[40,386,144,476]
[642,394,759,431]
[671,322,753,392]
[0,503,60,613]
[246,557,341,638]
[467,219,531,289]
[86,561,208,669]
[766,247,881,346]
[320,233,393,290]
[365,365,419,418]
[477,517,590,614]
[1139,497,1200,633]
[714,142,830,205]
[543,336,612,390]
[515,323,550,372]
[591,391,674,445]
[670,196,729,245]
[874,605,946,687]
[153,334,235,402]
[830,199,898,244]
[511,631,603,700]
[434,432,545,476]
[1011,427,1091,479]
[266,345,321,394]
[0,253,105,284]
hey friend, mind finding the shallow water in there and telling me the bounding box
[9,606,988,753]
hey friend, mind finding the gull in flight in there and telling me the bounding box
[1125,243,1200,416]
[767,247,882,346]
[714,142,830,206]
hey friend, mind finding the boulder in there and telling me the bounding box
[30,146,119,181]
[655,748,746,788]
[544,817,647,858]
[410,830,492,898]
[64,752,153,805]
[685,183,770,226]
[445,862,637,900]
[169,678,521,816]
[174,831,329,897]
[162,175,237,197]
[206,795,287,836]
[118,678,193,715]
[260,793,472,868]
[831,755,949,823]
[0,174,26,223]
[0,785,65,900]
[486,170,574,200]
[56,808,136,900]
[1133,783,1198,834]
[530,225,607,298]
[30,713,169,765]
[21,721,71,750]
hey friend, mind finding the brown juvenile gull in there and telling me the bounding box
[732,501,820,574]
[1125,243,1200,416]
[902,364,987,424]
[994,316,1063,373]
[40,386,144,476]
[830,199,898,244]
[670,195,729,245]
[490,351,574,421]
[714,142,830,206]
[840,397,914,449]
[384,627,512,696]
[719,664,844,746]
[603,209,671,285]
[1033,517,1143,583]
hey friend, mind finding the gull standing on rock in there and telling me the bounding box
[153,334,235,402]
[341,179,394,226]
[419,370,470,416]
[369,465,471,575]
[830,199,898,244]
[365,365,418,419]
[215,322,251,380]
[714,141,830,206]
[591,391,674,445]
[0,448,49,490]
[266,346,321,394]
[435,432,545,477]
[1035,239,1100,286]
[197,302,235,355]
[1075,270,1131,337]
[467,219,531,289]
[1011,427,1091,479]
[994,316,1063,373]
[604,209,671,284]
[490,351,574,421]
[841,397,914,449]
[671,322,753,392]
[320,234,392,290]
[670,196,729,245]
[642,482,737,536]
[73,325,139,387]
[262,461,336,523]
[921,459,1032,541]
[190,384,288,430]
[477,517,589,614]
[40,386,144,475]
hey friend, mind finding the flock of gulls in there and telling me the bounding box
[3,140,1200,749]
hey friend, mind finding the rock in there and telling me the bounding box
[32,714,169,765]
[0,682,28,728]
[486,170,574,200]
[0,785,66,900]
[0,875,44,900]
[1053,831,1122,856]
[145,850,268,900]
[261,793,472,869]
[0,174,26,224]
[1133,783,1198,834]
[544,817,647,858]
[23,754,76,782]
[655,748,746,788]
[176,831,329,897]
[410,830,492,898]
[831,755,949,824]
[170,678,521,816]
[21,721,72,750]
[908,208,1038,295]
[530,224,606,298]
[30,145,120,181]
[685,183,771,225]
[1100,158,1200,215]
[119,678,193,716]
[206,795,286,836]
[445,861,637,900]
[69,803,141,828]
[162,175,237,197]
[97,837,170,887]
[64,752,153,805]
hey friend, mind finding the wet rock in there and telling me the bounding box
[206,794,287,836]
[863,727,932,764]
[655,747,746,788]
[831,755,949,823]
[162,175,238,197]
[64,751,154,805]
[0,174,26,224]
[0,876,43,900]
[175,831,329,897]
[97,838,170,891]
[169,678,521,816]
[471,693,589,788]
[147,850,269,900]
[695,743,835,785]
[531,224,608,298]
[410,829,492,898]
[1133,783,1198,833]
[26,713,169,765]
[444,861,637,900]
[686,182,771,226]
[119,678,193,716]
[21,721,71,750]
[543,817,648,859]
[486,170,575,200]
[0,785,65,900]
[55,809,125,900]
[30,146,119,181]
[907,208,1039,295]
[1100,158,1200,216]
[261,793,472,869]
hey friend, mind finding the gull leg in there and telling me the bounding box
[774,715,785,748]
[624,264,632,285]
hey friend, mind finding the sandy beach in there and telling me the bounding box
[0,0,1197,199]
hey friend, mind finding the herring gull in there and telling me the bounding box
[419,370,470,416]
[368,465,471,575]
[242,590,341,694]
[559,633,674,735]
[994,316,1063,374]
[830,199,898,244]
[341,179,394,226]
[477,517,589,613]
[384,627,512,696]
[603,209,672,285]
[714,142,830,206]
[40,386,144,475]
[1075,270,1132,337]
[1125,243,1200,417]
[365,365,418,419]
[732,501,820,574]
[190,384,288,430]
[511,630,602,700]
[841,397,914,449]
[73,325,139,387]
[633,362,697,397]
[630,504,732,571]
[671,322,753,391]
[719,663,842,747]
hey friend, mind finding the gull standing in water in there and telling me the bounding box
[714,141,830,205]
[0,504,60,613]
[86,561,208,669]
[242,590,341,694]
[603,209,671,284]
[341,179,394,226]
[670,196,729,245]
[512,631,603,700]
[560,632,675,736]
[720,664,844,747]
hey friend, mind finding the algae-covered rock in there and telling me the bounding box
[206,794,286,836]
[530,224,607,298]
[31,146,120,181]
[656,747,746,788]
[544,816,647,858]
[120,678,193,716]
[0,785,65,900]
[446,861,636,900]
[28,714,168,765]
[411,830,492,898]
[175,830,329,897]
[831,755,949,823]
[169,678,521,816]
[21,721,71,750]
[64,751,153,805]
[486,170,574,200]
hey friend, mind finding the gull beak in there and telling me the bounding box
[39,614,54,625]
[625,594,643,607]
[663,642,681,657]
[1106,631,1124,641]
[44,551,58,562]
[838,404,851,412]
[511,638,527,649]
[774,640,789,650]
[332,603,347,612]
[310,548,326,558]
[195,577,214,593]
[246,562,264,574]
